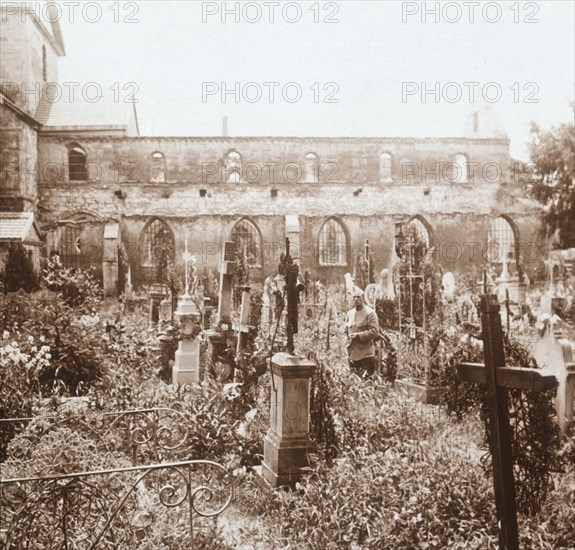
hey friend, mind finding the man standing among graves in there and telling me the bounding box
[345,287,380,377]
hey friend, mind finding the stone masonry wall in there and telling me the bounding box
[35,135,545,286]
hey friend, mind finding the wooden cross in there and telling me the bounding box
[457,294,557,550]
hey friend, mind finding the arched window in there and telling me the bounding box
[487,216,517,265]
[141,219,175,280]
[380,152,393,183]
[68,145,87,181]
[405,216,431,248]
[318,218,347,266]
[452,153,469,183]
[150,152,166,183]
[305,153,319,183]
[231,219,261,266]
[226,151,241,183]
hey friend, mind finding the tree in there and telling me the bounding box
[528,108,575,248]
[2,241,39,293]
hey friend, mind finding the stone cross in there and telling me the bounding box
[457,294,557,549]
[217,241,236,322]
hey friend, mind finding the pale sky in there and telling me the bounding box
[49,0,575,160]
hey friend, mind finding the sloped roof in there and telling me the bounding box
[36,92,139,134]
[0,212,41,242]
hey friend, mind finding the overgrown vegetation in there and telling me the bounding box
[1,263,573,549]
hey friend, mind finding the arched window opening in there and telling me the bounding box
[453,153,469,183]
[319,218,347,265]
[68,145,87,181]
[226,151,241,183]
[141,219,175,282]
[405,217,431,249]
[380,152,393,183]
[487,216,517,268]
[305,153,319,183]
[150,152,166,183]
[231,219,261,267]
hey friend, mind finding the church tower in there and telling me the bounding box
[0,1,65,211]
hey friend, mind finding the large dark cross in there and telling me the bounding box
[278,237,304,354]
[457,294,557,550]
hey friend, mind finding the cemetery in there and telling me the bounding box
[0,2,573,548]
[1,223,574,549]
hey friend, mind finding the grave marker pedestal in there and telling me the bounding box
[260,353,316,487]
[172,293,201,386]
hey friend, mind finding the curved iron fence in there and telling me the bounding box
[0,459,234,549]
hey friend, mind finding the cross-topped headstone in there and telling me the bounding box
[457,294,557,549]
[216,241,236,322]
[232,285,255,358]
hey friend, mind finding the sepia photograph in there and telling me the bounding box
[0,1,574,548]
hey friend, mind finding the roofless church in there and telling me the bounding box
[0,3,543,294]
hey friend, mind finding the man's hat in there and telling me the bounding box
[352,287,364,297]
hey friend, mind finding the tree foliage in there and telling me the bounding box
[528,109,575,248]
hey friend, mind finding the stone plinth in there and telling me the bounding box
[261,353,315,487]
[172,337,201,385]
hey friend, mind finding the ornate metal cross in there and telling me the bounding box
[278,237,304,354]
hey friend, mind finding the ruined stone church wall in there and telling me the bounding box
[35,134,544,286]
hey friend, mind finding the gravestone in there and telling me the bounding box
[533,323,575,434]
[217,241,236,322]
[261,276,273,336]
[233,286,254,358]
[102,223,119,297]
